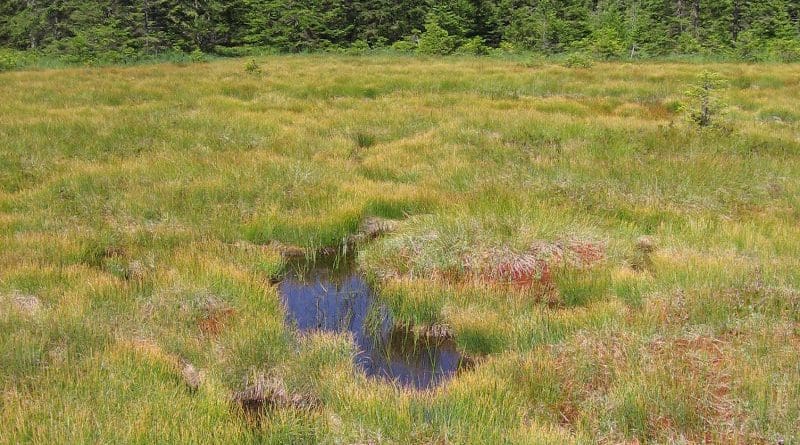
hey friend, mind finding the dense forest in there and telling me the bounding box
[1,0,799,62]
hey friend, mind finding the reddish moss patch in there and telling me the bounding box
[463,240,605,293]
[197,303,237,336]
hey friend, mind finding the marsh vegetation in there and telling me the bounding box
[1,55,799,443]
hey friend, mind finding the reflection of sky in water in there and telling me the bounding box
[278,262,462,389]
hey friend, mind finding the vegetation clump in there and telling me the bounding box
[243,58,262,75]
[562,52,595,68]
[347,39,371,55]
[361,217,604,297]
[682,70,728,128]
[390,38,417,53]
[233,375,320,413]
[457,36,491,56]
[179,360,204,391]
[416,16,457,55]
[189,48,207,63]
[631,235,657,271]
[0,50,19,71]
[358,217,399,240]
[588,27,625,60]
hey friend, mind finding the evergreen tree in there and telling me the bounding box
[0,0,797,59]
[243,0,352,51]
[348,0,428,45]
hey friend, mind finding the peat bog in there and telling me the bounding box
[2,56,799,443]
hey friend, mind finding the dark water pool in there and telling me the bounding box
[278,258,464,390]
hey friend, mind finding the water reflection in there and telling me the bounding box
[278,258,464,389]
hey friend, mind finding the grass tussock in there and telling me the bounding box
[1,55,799,443]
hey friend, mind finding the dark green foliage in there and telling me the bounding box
[348,0,428,46]
[242,0,352,52]
[417,15,457,55]
[0,0,798,62]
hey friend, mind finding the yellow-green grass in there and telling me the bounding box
[1,55,799,443]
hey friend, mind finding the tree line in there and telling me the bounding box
[1,0,798,62]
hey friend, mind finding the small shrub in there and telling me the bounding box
[59,33,98,65]
[562,52,594,68]
[457,36,490,56]
[735,30,766,62]
[391,39,417,53]
[664,100,683,114]
[347,39,370,55]
[213,46,261,57]
[244,58,262,75]
[681,70,728,128]
[372,37,389,48]
[190,49,207,63]
[0,51,19,72]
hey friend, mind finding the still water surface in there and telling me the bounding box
[278,258,464,389]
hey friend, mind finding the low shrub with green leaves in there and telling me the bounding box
[562,51,595,68]
[390,39,417,53]
[190,49,208,63]
[681,70,728,128]
[0,50,19,71]
[457,37,490,56]
[244,58,262,75]
[347,39,371,55]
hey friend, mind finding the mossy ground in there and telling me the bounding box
[1,55,799,443]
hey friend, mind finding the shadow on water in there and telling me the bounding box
[278,256,465,390]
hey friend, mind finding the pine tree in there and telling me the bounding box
[0,0,798,59]
[243,0,352,51]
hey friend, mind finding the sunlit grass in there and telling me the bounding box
[1,54,799,443]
